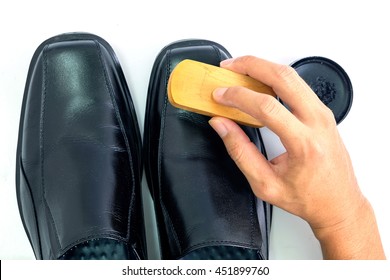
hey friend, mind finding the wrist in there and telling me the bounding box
[311,197,385,259]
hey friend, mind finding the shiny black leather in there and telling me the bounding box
[16,33,146,259]
[144,40,272,260]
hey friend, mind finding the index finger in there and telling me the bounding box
[213,86,305,155]
[220,56,324,123]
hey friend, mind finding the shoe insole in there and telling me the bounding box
[180,245,261,260]
[59,239,133,260]
[167,59,276,127]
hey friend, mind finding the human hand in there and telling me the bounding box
[209,56,385,259]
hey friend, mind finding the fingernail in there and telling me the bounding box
[209,118,228,138]
[213,88,227,101]
[220,58,235,67]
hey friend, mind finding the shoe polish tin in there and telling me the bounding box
[290,56,353,124]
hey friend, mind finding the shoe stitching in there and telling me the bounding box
[207,46,259,249]
[19,157,43,259]
[41,43,62,251]
[255,128,270,258]
[180,240,261,259]
[249,190,255,247]
[213,44,255,246]
[57,233,128,257]
[94,39,135,242]
[157,49,182,254]
[205,46,264,252]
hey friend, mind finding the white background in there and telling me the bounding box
[0,0,389,260]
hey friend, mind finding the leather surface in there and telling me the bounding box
[144,40,271,260]
[16,33,146,259]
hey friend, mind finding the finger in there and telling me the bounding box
[213,86,304,154]
[209,116,279,202]
[220,56,323,122]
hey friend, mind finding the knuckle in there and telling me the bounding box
[321,106,337,127]
[223,86,249,106]
[274,64,299,85]
[228,85,248,95]
[252,179,278,203]
[308,139,326,159]
[227,140,245,164]
[258,94,281,117]
[237,55,257,65]
[312,103,337,128]
[232,55,259,73]
[297,133,326,163]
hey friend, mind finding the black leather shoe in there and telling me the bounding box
[144,40,272,260]
[16,33,146,259]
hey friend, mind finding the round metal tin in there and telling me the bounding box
[291,56,353,124]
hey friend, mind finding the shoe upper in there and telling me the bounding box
[144,40,271,260]
[16,33,146,259]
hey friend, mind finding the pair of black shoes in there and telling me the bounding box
[16,33,271,260]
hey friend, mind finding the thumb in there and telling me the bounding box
[209,117,277,200]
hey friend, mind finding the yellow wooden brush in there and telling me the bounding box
[167,59,276,127]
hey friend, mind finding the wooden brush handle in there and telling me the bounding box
[168,59,276,127]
